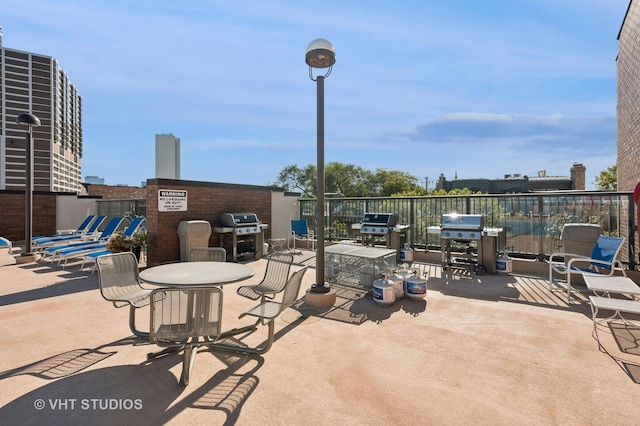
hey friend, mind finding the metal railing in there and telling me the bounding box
[299,191,636,268]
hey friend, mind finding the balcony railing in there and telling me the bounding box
[299,191,636,268]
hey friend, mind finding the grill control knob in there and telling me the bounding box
[470,232,476,239]
[444,232,450,237]
[457,232,463,238]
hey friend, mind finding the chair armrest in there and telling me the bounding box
[567,256,612,269]
[549,252,583,262]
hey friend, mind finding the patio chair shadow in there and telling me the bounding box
[588,319,640,384]
[0,275,97,307]
[0,337,142,381]
[159,355,264,425]
[0,363,181,425]
[610,320,640,357]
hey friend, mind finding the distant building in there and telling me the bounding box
[617,0,640,191]
[435,164,586,193]
[155,133,180,179]
[0,28,83,193]
[84,175,105,184]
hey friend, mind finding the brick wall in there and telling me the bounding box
[145,178,279,266]
[0,190,57,242]
[84,184,146,200]
[617,0,640,192]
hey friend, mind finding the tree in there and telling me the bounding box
[271,164,317,197]
[594,165,617,191]
[271,162,425,197]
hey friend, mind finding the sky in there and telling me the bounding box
[1,0,630,190]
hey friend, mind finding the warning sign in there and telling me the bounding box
[158,189,187,212]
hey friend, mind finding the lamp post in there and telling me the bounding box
[17,112,41,260]
[306,38,335,294]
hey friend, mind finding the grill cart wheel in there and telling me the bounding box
[474,265,486,276]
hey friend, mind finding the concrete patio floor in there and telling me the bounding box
[1,248,640,425]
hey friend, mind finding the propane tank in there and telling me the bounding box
[389,270,405,299]
[399,243,414,263]
[372,275,396,306]
[496,253,512,275]
[404,270,427,300]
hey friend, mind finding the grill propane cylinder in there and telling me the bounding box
[389,270,405,299]
[372,275,396,306]
[404,270,427,300]
[399,243,414,263]
[496,253,512,275]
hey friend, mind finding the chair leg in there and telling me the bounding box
[208,319,275,355]
[590,303,604,351]
[129,305,149,339]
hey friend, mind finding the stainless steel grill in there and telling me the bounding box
[440,214,483,240]
[440,214,486,275]
[358,212,409,257]
[360,213,399,236]
[213,213,267,261]
[219,213,263,235]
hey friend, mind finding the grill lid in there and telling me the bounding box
[220,212,260,227]
[361,213,399,226]
[441,214,483,230]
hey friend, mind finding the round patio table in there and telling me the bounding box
[140,262,255,287]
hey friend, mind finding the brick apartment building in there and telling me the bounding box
[617,0,640,191]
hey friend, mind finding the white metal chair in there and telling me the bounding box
[211,267,308,356]
[188,247,226,262]
[149,286,223,386]
[96,252,152,338]
[549,235,627,302]
[589,295,640,351]
[236,252,294,300]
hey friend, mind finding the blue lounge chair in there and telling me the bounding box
[549,235,627,302]
[42,217,124,264]
[80,249,112,273]
[0,237,12,254]
[32,215,96,242]
[33,215,106,250]
[58,217,146,268]
[79,217,147,272]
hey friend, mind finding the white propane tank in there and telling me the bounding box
[389,270,405,299]
[263,243,269,256]
[399,243,414,263]
[404,270,427,300]
[496,253,512,275]
[372,275,396,306]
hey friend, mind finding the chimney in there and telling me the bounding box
[538,170,546,177]
[570,163,586,190]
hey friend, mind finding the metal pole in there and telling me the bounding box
[25,124,33,255]
[311,75,329,293]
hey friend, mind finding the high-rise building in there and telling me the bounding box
[0,29,83,193]
[155,133,180,179]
